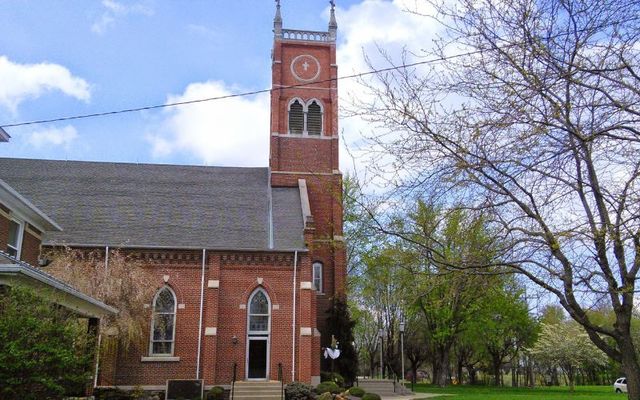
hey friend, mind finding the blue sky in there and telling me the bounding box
[0,0,439,170]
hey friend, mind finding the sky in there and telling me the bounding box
[0,0,440,172]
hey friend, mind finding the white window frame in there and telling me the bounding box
[149,286,177,356]
[312,262,323,293]
[246,288,272,380]
[7,217,24,260]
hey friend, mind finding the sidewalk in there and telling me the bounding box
[381,394,452,399]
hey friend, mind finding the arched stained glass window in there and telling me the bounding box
[150,287,176,355]
[248,289,270,333]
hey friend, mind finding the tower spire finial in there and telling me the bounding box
[328,0,337,40]
[274,0,283,38]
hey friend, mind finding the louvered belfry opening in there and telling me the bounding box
[289,100,304,134]
[307,101,322,135]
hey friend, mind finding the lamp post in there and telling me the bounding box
[378,329,384,380]
[399,321,405,392]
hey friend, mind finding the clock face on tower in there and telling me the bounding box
[290,54,321,82]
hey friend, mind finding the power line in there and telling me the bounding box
[2,16,629,130]
[0,51,477,129]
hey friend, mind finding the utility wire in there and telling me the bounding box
[0,50,478,129]
[2,15,631,130]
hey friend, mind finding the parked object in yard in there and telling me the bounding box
[614,377,628,393]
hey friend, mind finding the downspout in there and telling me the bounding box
[94,246,109,388]
[291,250,298,382]
[93,332,102,388]
[196,248,206,379]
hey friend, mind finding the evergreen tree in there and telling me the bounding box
[325,296,358,385]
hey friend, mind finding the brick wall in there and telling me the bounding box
[21,225,41,266]
[0,206,8,253]
[97,249,318,387]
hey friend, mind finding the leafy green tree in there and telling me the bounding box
[402,203,502,387]
[474,281,537,386]
[0,286,93,400]
[530,322,608,391]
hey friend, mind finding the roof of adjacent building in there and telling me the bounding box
[0,158,305,251]
[0,250,118,317]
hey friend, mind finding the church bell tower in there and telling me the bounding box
[269,0,346,360]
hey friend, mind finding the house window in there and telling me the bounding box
[150,287,177,356]
[7,219,23,259]
[312,262,323,293]
[287,98,324,135]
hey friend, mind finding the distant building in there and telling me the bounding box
[0,3,345,390]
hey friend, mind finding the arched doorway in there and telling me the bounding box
[246,288,270,380]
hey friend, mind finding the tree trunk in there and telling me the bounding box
[435,347,450,387]
[468,366,477,385]
[492,355,501,386]
[457,359,464,385]
[411,364,418,385]
[619,337,640,400]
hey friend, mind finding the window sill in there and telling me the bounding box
[140,356,180,362]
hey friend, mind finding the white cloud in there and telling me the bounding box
[335,0,441,184]
[0,56,90,113]
[148,81,269,166]
[92,0,154,35]
[28,125,78,148]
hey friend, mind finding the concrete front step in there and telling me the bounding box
[357,379,399,396]
[232,381,284,400]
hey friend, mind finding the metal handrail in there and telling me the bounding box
[231,362,237,400]
[278,363,284,400]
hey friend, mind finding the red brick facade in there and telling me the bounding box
[95,17,345,389]
[0,203,42,266]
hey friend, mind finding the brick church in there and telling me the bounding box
[0,2,345,390]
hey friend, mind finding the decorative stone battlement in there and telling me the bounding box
[282,29,333,42]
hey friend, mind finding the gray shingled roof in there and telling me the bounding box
[0,158,305,251]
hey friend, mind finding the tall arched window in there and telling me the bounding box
[150,287,176,355]
[306,100,323,135]
[288,99,304,134]
[247,288,271,379]
[312,262,323,292]
[248,289,270,333]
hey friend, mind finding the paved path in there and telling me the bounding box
[381,394,453,399]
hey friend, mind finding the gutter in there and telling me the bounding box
[0,262,117,315]
[43,243,308,253]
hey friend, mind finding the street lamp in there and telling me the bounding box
[378,329,384,379]
[399,321,406,392]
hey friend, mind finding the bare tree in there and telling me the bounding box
[353,0,640,398]
[45,247,156,350]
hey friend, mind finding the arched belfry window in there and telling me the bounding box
[150,286,177,355]
[288,99,304,135]
[248,289,270,333]
[287,98,324,136]
[306,100,323,135]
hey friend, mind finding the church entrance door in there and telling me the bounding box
[247,337,268,379]
[246,288,270,380]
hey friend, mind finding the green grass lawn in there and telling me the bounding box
[411,384,623,399]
